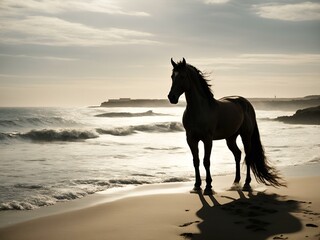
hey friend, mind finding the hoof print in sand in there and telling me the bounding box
[180,232,194,239]
[179,221,200,227]
[305,223,318,228]
[273,235,288,239]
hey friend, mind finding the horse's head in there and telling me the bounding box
[168,58,190,104]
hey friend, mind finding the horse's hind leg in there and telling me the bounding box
[241,134,252,191]
[226,135,241,186]
[187,135,201,191]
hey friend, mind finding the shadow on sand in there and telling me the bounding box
[180,190,303,240]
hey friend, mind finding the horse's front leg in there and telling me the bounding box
[187,136,201,191]
[203,139,213,195]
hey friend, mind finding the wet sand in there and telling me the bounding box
[0,166,319,240]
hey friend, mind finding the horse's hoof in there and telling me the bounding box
[203,188,214,195]
[190,187,202,194]
[229,183,241,191]
[242,184,252,192]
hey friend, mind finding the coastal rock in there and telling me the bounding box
[276,106,320,125]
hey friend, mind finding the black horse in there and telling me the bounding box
[168,58,285,195]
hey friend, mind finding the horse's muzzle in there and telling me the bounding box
[168,94,178,104]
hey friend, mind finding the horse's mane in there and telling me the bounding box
[175,60,214,102]
[189,65,214,100]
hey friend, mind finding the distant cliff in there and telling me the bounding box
[99,96,320,110]
[250,96,320,111]
[276,106,320,125]
[100,98,184,107]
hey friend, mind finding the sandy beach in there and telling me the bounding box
[0,165,319,240]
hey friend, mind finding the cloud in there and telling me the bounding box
[191,54,320,69]
[0,0,150,16]
[0,0,153,46]
[253,2,320,21]
[0,16,158,46]
[0,53,77,61]
[204,0,230,4]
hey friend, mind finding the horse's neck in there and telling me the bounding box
[185,85,212,112]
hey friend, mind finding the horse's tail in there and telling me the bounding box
[226,96,286,187]
[248,119,286,187]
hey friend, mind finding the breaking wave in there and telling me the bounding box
[20,129,98,142]
[96,122,184,136]
[0,122,183,142]
[0,188,97,211]
[162,177,190,183]
[14,183,45,189]
[95,110,168,118]
[96,128,135,136]
[0,175,193,211]
[0,132,12,141]
[109,179,151,185]
[0,116,79,128]
[0,129,98,142]
[0,198,55,211]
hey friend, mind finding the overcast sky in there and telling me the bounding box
[0,0,319,106]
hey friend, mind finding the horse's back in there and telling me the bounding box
[219,96,250,107]
[218,96,256,115]
[217,96,247,116]
[219,96,256,133]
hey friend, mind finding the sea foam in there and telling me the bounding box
[96,122,184,136]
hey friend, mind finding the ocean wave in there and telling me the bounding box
[72,179,110,186]
[0,185,106,211]
[109,179,151,185]
[95,110,168,118]
[0,122,183,142]
[19,129,98,142]
[0,132,13,141]
[0,116,79,128]
[96,127,135,136]
[0,189,95,210]
[0,120,22,127]
[162,177,190,183]
[0,129,98,142]
[54,191,87,200]
[0,200,39,210]
[144,147,182,151]
[14,183,45,189]
[0,175,189,211]
[0,178,147,210]
[96,122,184,136]
[0,196,56,211]
[131,173,155,177]
[134,122,184,132]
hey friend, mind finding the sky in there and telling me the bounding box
[0,0,319,107]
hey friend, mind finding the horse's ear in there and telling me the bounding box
[171,58,177,68]
[182,58,186,66]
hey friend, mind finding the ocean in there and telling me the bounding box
[0,106,319,211]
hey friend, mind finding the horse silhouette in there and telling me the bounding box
[168,58,285,194]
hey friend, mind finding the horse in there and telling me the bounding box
[168,58,285,195]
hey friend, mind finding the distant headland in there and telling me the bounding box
[248,95,320,111]
[99,96,320,110]
[276,105,320,125]
[100,98,184,108]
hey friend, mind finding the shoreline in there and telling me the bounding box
[1,163,320,239]
[1,163,318,228]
